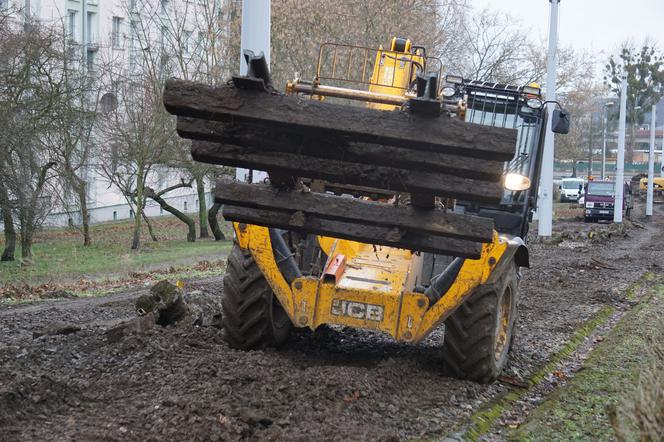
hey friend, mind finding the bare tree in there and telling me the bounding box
[44,18,106,247]
[0,16,71,260]
[154,0,237,238]
[604,40,664,161]
[95,0,239,248]
[556,81,609,168]
[270,0,469,89]
[97,74,174,249]
[459,8,530,83]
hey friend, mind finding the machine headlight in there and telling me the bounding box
[586,202,594,208]
[526,97,542,109]
[504,173,531,191]
[441,86,456,98]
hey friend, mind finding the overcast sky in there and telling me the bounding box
[471,0,664,57]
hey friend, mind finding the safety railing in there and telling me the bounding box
[314,42,442,91]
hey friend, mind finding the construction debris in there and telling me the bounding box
[105,281,222,342]
[33,322,81,339]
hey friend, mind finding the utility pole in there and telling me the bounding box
[587,109,594,179]
[538,0,559,237]
[237,0,270,183]
[614,74,628,224]
[646,105,656,218]
[601,102,614,180]
[239,0,271,74]
[661,126,664,178]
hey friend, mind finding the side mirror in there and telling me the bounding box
[552,109,570,134]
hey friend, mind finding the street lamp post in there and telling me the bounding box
[614,74,628,224]
[646,104,656,218]
[631,104,642,168]
[237,0,271,184]
[538,0,560,237]
[601,102,614,180]
[661,126,664,178]
[588,109,594,179]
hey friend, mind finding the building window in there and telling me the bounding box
[160,207,163,215]
[113,211,117,221]
[161,0,170,14]
[129,209,134,219]
[129,19,138,73]
[86,12,96,44]
[183,30,192,54]
[86,50,96,72]
[183,201,188,212]
[196,31,206,56]
[112,17,123,49]
[68,10,77,40]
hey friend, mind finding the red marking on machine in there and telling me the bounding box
[323,254,347,282]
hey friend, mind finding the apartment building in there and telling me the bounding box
[2,0,231,226]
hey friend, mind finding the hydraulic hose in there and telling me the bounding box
[268,228,302,284]
[423,257,465,306]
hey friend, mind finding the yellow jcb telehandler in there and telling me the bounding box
[163,37,569,383]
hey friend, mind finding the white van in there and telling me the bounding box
[559,178,584,202]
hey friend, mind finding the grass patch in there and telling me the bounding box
[0,216,234,285]
[511,283,664,441]
[553,201,584,220]
[0,257,230,305]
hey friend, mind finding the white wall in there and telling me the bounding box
[5,0,225,217]
[44,191,215,227]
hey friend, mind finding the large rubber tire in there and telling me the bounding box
[441,263,519,383]
[221,243,292,349]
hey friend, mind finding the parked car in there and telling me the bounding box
[559,177,584,202]
[583,181,632,222]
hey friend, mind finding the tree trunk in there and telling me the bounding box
[208,202,225,241]
[132,172,144,250]
[1,206,16,261]
[628,121,635,165]
[20,207,34,260]
[76,184,91,246]
[142,212,158,242]
[145,188,196,242]
[196,177,209,238]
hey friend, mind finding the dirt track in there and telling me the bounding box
[1,204,663,441]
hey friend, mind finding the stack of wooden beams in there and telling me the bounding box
[163,78,518,257]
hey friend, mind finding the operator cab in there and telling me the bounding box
[438,75,569,238]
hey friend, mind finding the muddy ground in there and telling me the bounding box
[1,203,663,441]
